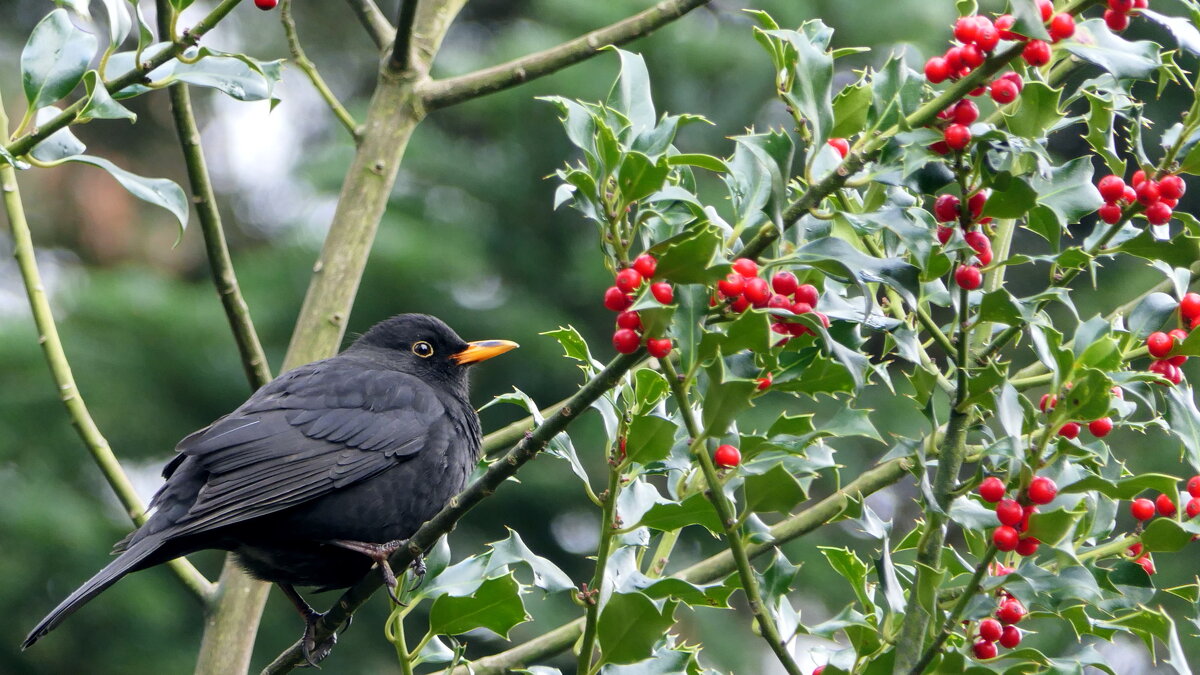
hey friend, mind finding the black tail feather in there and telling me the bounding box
[22,538,160,649]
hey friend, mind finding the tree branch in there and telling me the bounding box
[259,350,644,675]
[3,0,243,161]
[282,0,362,142]
[390,0,420,71]
[0,90,214,603]
[420,0,714,110]
[343,0,394,50]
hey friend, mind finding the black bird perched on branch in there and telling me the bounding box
[23,314,517,663]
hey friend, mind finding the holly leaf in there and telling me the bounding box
[1065,18,1162,81]
[596,592,677,665]
[427,572,529,638]
[21,9,97,108]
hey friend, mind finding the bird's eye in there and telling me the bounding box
[412,341,434,358]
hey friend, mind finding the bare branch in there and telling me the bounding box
[283,0,361,141]
[343,0,394,50]
[390,0,420,71]
[420,0,714,110]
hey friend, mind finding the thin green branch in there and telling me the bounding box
[907,546,998,675]
[420,0,714,110]
[0,93,213,603]
[343,0,394,50]
[282,0,361,142]
[4,0,242,161]
[660,358,803,675]
[260,351,644,675]
[576,460,623,673]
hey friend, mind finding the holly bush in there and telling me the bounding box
[8,0,1200,674]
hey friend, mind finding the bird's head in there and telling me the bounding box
[352,314,518,386]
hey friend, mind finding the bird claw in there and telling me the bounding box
[408,554,427,593]
[299,612,337,668]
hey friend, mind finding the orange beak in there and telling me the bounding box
[452,339,519,365]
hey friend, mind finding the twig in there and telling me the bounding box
[343,0,394,50]
[390,0,420,72]
[576,456,623,673]
[420,0,714,110]
[3,0,243,161]
[282,0,361,142]
[907,546,998,675]
[259,350,644,675]
[0,90,213,603]
[660,358,804,675]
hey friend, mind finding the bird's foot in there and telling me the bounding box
[329,538,410,605]
[299,614,337,668]
[409,554,427,593]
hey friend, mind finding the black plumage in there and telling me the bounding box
[23,314,516,661]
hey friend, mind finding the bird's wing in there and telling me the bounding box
[160,362,453,537]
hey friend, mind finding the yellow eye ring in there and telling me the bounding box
[412,341,434,358]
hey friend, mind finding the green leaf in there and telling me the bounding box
[786,236,920,307]
[427,573,529,638]
[1065,18,1162,81]
[701,360,757,435]
[638,493,722,533]
[29,107,86,162]
[608,49,656,136]
[633,368,669,414]
[761,24,834,148]
[618,152,670,203]
[98,0,132,48]
[1009,0,1051,41]
[1003,82,1064,139]
[1128,292,1178,338]
[21,9,97,108]
[1031,157,1105,228]
[172,50,284,102]
[1084,92,1125,176]
[624,415,676,465]
[982,176,1038,218]
[1025,505,1082,545]
[65,155,188,233]
[541,325,597,368]
[651,225,722,285]
[666,153,726,173]
[722,309,771,356]
[744,463,806,514]
[1141,10,1200,56]
[1141,518,1197,553]
[1118,230,1200,268]
[831,80,872,138]
[77,70,136,122]
[1166,386,1200,469]
[596,593,676,665]
[1063,473,1181,500]
[978,289,1028,326]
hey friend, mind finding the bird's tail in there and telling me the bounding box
[22,537,161,649]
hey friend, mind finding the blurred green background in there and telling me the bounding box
[1,0,1195,673]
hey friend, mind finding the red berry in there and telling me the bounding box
[1023,40,1051,67]
[930,140,951,155]
[1088,417,1113,437]
[827,137,850,158]
[1187,497,1200,518]
[1159,174,1186,200]
[996,14,1019,40]
[767,294,792,311]
[794,284,820,307]
[612,328,640,354]
[934,194,961,222]
[1145,201,1173,225]
[1136,555,1156,575]
[616,268,643,293]
[1049,13,1075,41]
[1189,475,1200,498]
[996,598,1025,624]
[1123,185,1137,203]
[1098,175,1126,203]
[1163,197,1179,209]
[979,476,1006,503]
[1134,0,1147,9]
[1058,421,1081,439]
[1105,9,1131,31]
[1028,476,1058,505]
[953,100,980,125]
[1000,71,1025,92]
[771,271,799,296]
[254,0,278,9]
[756,373,772,391]
[1098,203,1123,224]
[973,640,998,660]
[646,338,672,359]
[731,258,758,277]
[1039,393,1058,412]
[945,46,965,71]
[997,498,1024,526]
[954,16,980,44]
[1181,293,1200,322]
[718,273,745,298]
[604,286,633,312]
[965,230,991,256]
[714,444,741,468]
[945,124,972,151]
[651,282,674,304]
[1136,180,1161,205]
[960,44,986,68]
[743,277,771,305]
[992,562,1016,576]
[1128,542,1144,557]
[1156,493,1177,516]
[975,19,1000,51]
[813,668,825,675]
[791,301,813,317]
[1037,0,1053,21]
[1016,536,1040,557]
[993,525,1020,551]
[1147,331,1173,358]
[632,254,657,279]
[1170,328,1188,343]
[937,226,954,245]
[925,56,951,83]
[955,264,982,290]
[1110,0,1135,11]
[968,190,988,219]
[1130,498,1156,521]
[979,618,1003,642]
[990,78,1019,104]
[616,310,642,331]
[729,295,751,313]
[999,625,1022,649]
[1019,504,1036,533]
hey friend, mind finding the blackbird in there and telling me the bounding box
[23,314,516,663]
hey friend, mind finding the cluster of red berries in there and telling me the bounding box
[1125,542,1156,575]
[1038,390,1115,440]
[1132,476,1200,522]
[253,0,278,9]
[932,190,991,290]
[1096,170,1186,226]
[713,444,741,469]
[1104,0,1150,32]
[711,259,830,340]
[1146,328,1188,385]
[972,595,1026,659]
[978,475,1057,556]
[604,254,675,357]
